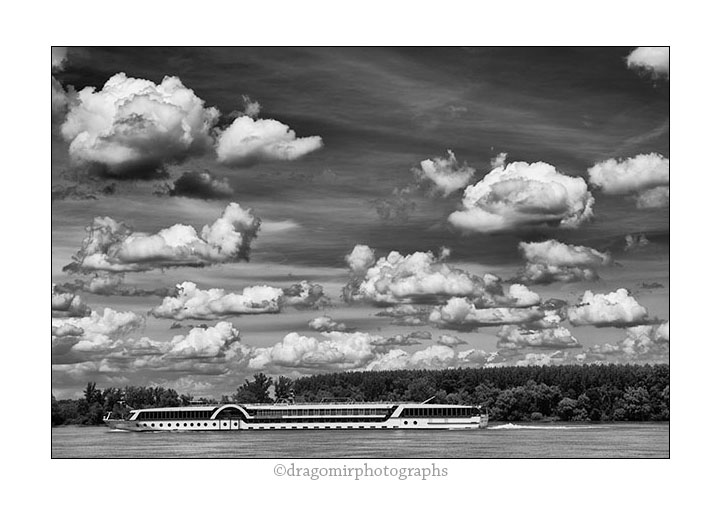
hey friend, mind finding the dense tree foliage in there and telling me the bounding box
[52,364,669,426]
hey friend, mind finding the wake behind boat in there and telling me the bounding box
[103,399,489,431]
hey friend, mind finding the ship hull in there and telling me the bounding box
[104,416,489,432]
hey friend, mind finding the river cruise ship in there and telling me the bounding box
[103,401,489,431]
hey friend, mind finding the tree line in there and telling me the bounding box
[52,364,669,425]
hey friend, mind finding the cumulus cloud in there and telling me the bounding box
[449,160,594,233]
[412,150,476,197]
[166,321,241,359]
[345,245,376,275]
[344,247,531,306]
[429,297,547,330]
[636,186,670,209]
[366,345,495,371]
[308,316,348,333]
[436,334,468,347]
[281,281,330,309]
[249,331,379,371]
[624,233,651,251]
[588,153,669,209]
[63,202,261,273]
[517,239,612,284]
[61,73,220,178]
[568,288,649,327]
[216,116,323,167]
[52,285,91,317]
[584,321,669,363]
[163,170,234,199]
[151,281,283,320]
[626,47,669,79]
[52,308,145,355]
[496,325,580,350]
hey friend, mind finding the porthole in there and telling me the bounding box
[213,423,217,427]
[413,421,418,425]
[176,423,179,427]
[404,421,408,425]
[136,424,140,427]
[159,423,163,427]
[204,423,207,427]
[183,423,187,427]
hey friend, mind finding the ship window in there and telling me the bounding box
[413,421,417,425]
[404,421,408,425]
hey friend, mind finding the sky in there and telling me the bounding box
[51,47,670,399]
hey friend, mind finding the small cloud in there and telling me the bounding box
[52,285,91,317]
[281,281,331,310]
[159,170,234,199]
[216,116,323,167]
[412,150,476,197]
[496,325,581,350]
[308,316,348,333]
[626,47,669,80]
[436,334,468,347]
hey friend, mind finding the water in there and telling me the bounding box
[52,422,668,458]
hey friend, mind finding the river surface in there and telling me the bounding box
[52,422,668,458]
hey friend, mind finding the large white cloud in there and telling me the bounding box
[520,239,611,267]
[587,153,669,208]
[626,47,669,79]
[518,239,612,284]
[216,116,323,167]
[429,297,547,330]
[152,281,283,320]
[412,150,476,197]
[344,247,532,306]
[64,202,261,273]
[449,160,594,232]
[568,288,649,327]
[249,331,380,370]
[52,308,145,354]
[166,321,241,359]
[61,73,220,177]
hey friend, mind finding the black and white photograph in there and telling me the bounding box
[50,45,670,460]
